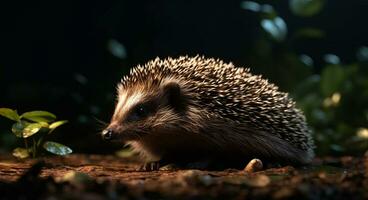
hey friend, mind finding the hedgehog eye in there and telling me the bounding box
[128,104,149,121]
[136,105,146,117]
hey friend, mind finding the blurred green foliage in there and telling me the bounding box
[289,0,325,17]
[242,0,368,156]
[296,62,368,155]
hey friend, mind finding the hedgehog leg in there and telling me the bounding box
[138,159,171,171]
[138,161,160,171]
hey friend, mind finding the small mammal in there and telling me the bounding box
[102,56,314,170]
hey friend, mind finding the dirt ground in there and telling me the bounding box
[0,154,367,200]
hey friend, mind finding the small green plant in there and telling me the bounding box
[0,108,72,159]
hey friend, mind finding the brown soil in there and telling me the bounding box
[0,154,367,200]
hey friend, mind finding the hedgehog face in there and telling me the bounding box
[102,80,186,142]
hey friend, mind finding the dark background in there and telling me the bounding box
[1,0,367,155]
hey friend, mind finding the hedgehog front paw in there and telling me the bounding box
[139,161,161,171]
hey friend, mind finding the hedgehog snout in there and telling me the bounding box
[102,128,116,141]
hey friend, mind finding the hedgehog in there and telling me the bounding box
[102,56,314,170]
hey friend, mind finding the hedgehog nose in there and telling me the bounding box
[102,129,114,141]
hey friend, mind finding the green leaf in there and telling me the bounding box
[299,54,314,67]
[43,141,72,155]
[49,120,68,130]
[12,148,30,159]
[320,65,345,97]
[323,54,341,65]
[241,1,276,17]
[11,122,26,137]
[241,1,261,12]
[260,4,277,18]
[107,39,127,59]
[38,121,50,128]
[0,108,20,122]
[357,46,368,62]
[289,0,324,17]
[23,123,44,138]
[261,16,287,42]
[21,111,56,123]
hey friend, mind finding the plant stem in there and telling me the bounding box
[38,136,44,148]
[32,137,36,158]
[24,138,28,149]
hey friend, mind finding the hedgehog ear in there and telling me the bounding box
[162,82,186,112]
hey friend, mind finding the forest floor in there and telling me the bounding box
[0,154,367,200]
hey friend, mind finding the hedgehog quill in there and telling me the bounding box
[102,56,314,170]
